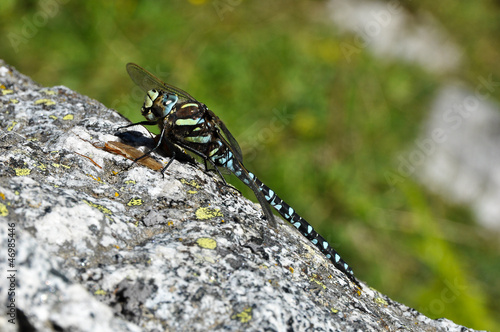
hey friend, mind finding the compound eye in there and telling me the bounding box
[161,94,179,115]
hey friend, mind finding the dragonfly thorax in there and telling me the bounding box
[141,89,179,121]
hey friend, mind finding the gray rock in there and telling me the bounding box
[0,59,481,331]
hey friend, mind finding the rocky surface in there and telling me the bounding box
[0,60,482,331]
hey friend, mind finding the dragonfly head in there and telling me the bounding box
[141,89,178,121]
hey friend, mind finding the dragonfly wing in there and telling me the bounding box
[248,176,277,227]
[126,63,196,103]
[229,154,276,227]
[207,109,243,163]
[217,122,243,163]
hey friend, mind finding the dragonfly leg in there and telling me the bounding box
[160,150,176,178]
[201,162,229,186]
[116,120,157,131]
[204,159,228,186]
[157,140,197,178]
[132,124,167,163]
[170,141,228,185]
[118,125,168,174]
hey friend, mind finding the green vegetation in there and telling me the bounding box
[1,1,499,330]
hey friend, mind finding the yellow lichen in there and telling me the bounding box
[51,163,70,169]
[83,200,112,215]
[309,277,326,290]
[180,178,201,189]
[196,237,217,250]
[35,98,56,106]
[374,297,388,306]
[94,289,107,296]
[14,168,30,176]
[195,207,223,220]
[0,203,8,217]
[42,89,57,95]
[7,121,17,131]
[231,307,252,323]
[127,198,143,206]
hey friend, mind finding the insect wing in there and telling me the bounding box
[207,110,243,163]
[218,122,243,163]
[126,63,196,103]
[226,152,276,226]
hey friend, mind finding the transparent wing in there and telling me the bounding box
[126,63,196,103]
[242,168,276,226]
[208,109,243,163]
[217,122,243,163]
[228,152,276,226]
[210,126,275,224]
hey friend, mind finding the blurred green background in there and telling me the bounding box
[1,0,499,330]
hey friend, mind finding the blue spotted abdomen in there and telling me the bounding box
[212,148,360,287]
[255,176,358,285]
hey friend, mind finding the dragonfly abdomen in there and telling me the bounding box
[255,176,359,286]
[214,151,360,287]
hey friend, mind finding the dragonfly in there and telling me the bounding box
[123,63,361,288]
